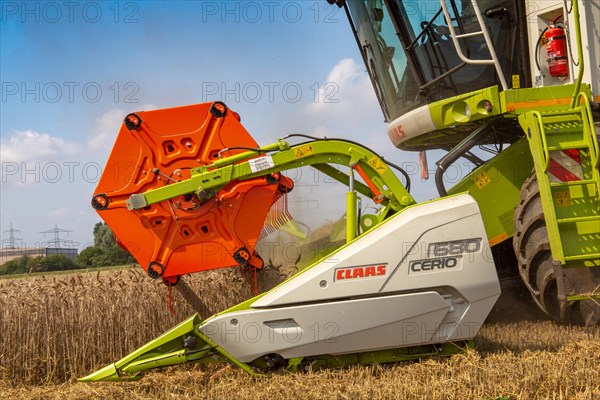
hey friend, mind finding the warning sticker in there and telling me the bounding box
[248,155,275,173]
[294,145,314,158]
[555,191,572,206]
[474,172,491,189]
[512,74,520,89]
[367,156,387,174]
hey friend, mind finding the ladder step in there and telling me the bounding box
[543,127,583,135]
[542,113,582,120]
[547,143,589,151]
[541,114,582,122]
[542,121,582,129]
[540,108,582,117]
[567,293,600,301]
[557,215,600,224]
[550,179,598,187]
[564,253,600,262]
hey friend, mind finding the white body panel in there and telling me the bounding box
[386,105,436,148]
[199,194,500,363]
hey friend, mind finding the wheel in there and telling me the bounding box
[513,173,600,325]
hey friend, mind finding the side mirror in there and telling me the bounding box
[326,0,346,8]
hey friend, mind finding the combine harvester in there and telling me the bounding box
[81,0,599,381]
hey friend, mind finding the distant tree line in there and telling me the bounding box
[0,223,135,275]
[76,222,135,268]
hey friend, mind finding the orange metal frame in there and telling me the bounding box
[93,102,293,283]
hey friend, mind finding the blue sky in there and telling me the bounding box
[1,1,443,250]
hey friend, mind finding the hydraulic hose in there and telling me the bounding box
[435,122,491,197]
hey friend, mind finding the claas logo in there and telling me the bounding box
[334,264,387,281]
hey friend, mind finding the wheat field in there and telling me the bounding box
[1,267,599,399]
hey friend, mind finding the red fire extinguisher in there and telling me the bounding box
[545,24,569,77]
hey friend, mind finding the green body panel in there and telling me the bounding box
[428,86,502,128]
[448,137,533,246]
[425,83,592,133]
[500,85,592,115]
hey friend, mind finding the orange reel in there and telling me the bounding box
[92,102,293,282]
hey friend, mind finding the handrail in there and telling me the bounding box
[531,111,550,172]
[438,0,508,90]
[570,0,584,109]
[577,92,599,168]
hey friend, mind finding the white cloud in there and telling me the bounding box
[47,207,70,219]
[305,58,378,120]
[0,104,150,167]
[0,130,80,164]
[312,126,333,137]
[87,104,158,155]
[0,106,159,187]
[294,58,388,152]
[87,108,125,153]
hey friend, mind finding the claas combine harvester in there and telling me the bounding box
[81,0,599,381]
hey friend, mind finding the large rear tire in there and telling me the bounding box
[513,173,600,325]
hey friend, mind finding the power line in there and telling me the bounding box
[40,224,75,248]
[2,223,23,249]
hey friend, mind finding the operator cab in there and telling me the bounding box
[341,0,528,150]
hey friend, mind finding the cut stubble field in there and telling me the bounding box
[1,267,598,399]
